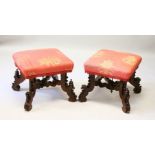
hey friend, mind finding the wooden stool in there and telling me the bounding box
[12,48,77,111]
[79,49,142,113]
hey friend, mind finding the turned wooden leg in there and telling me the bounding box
[119,82,130,113]
[24,79,36,111]
[60,73,77,102]
[129,72,142,94]
[12,69,25,91]
[79,74,95,102]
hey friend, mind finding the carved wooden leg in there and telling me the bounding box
[60,73,77,102]
[79,74,95,102]
[24,79,36,111]
[119,82,130,113]
[12,69,25,91]
[129,72,142,94]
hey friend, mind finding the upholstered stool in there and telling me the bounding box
[79,49,142,113]
[12,48,77,111]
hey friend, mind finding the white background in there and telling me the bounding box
[0,0,155,155]
[0,35,155,120]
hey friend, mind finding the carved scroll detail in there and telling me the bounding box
[95,77,121,92]
[12,69,25,91]
[79,75,95,102]
[79,74,132,113]
[129,72,141,94]
[61,74,77,102]
[12,69,77,111]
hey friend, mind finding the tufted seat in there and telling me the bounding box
[13,48,74,79]
[84,49,142,81]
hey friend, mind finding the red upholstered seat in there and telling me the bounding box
[84,50,142,81]
[13,48,74,79]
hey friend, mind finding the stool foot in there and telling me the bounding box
[119,82,130,113]
[129,72,142,94]
[122,105,130,113]
[12,69,25,91]
[24,101,32,111]
[79,74,95,102]
[61,74,77,102]
[24,79,36,111]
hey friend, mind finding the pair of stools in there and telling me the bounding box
[12,48,142,113]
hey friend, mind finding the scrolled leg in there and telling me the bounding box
[24,79,36,111]
[12,69,25,91]
[79,74,95,102]
[119,82,130,113]
[60,73,77,102]
[129,72,142,94]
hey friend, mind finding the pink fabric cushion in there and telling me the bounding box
[84,49,142,81]
[13,48,74,79]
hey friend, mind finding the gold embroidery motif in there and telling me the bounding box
[100,60,113,69]
[93,52,105,58]
[99,69,112,76]
[28,72,36,76]
[122,56,137,66]
[39,57,61,66]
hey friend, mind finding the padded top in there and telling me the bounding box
[13,48,74,79]
[84,49,142,81]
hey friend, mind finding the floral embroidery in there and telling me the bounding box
[39,57,61,66]
[93,52,105,58]
[99,69,112,76]
[122,56,137,66]
[98,60,113,76]
[100,60,113,69]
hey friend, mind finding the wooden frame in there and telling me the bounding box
[12,69,77,111]
[79,71,141,113]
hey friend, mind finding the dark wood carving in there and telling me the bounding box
[95,77,120,92]
[129,72,141,94]
[61,74,77,102]
[119,82,130,113]
[12,69,77,111]
[79,75,95,102]
[79,72,141,113]
[24,79,36,111]
[12,69,25,91]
